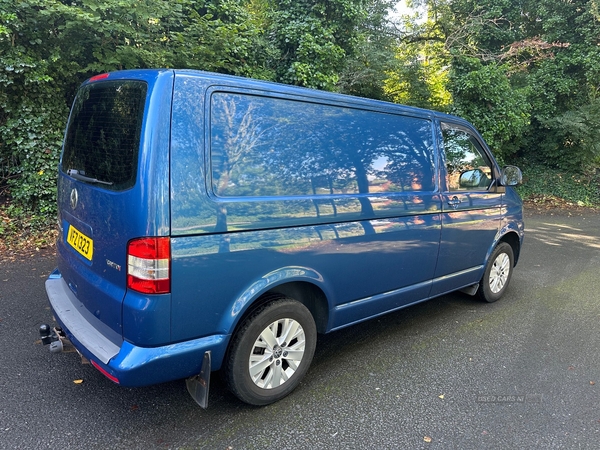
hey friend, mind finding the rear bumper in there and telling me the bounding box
[45,269,229,387]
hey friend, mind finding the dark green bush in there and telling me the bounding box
[516,162,600,207]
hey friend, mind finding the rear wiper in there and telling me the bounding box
[67,169,113,186]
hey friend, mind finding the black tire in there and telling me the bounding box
[224,298,317,406]
[477,242,514,303]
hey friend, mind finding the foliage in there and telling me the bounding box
[384,38,451,110]
[537,99,600,171]
[383,1,452,110]
[516,161,600,207]
[448,57,530,161]
[265,0,369,90]
[1,0,72,229]
[394,0,600,177]
[337,0,397,100]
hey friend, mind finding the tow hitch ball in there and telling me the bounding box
[39,324,65,353]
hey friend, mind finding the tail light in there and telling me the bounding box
[127,237,171,294]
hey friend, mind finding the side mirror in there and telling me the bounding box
[501,166,523,186]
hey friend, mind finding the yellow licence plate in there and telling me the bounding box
[67,224,94,261]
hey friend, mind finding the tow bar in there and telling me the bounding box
[39,324,75,354]
[40,323,210,407]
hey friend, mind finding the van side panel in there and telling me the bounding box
[136,70,173,238]
[170,212,441,347]
[169,73,443,348]
[170,76,441,234]
[170,74,214,232]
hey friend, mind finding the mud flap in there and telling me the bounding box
[186,351,211,409]
[460,283,479,296]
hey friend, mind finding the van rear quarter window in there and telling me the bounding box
[209,93,436,198]
[61,81,147,190]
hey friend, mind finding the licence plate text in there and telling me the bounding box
[67,224,94,261]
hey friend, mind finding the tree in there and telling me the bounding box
[448,57,530,161]
[337,0,397,100]
[383,0,451,110]
[264,0,368,90]
[383,37,451,111]
[400,0,600,170]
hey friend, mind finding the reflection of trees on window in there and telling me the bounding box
[211,96,275,234]
[170,79,209,226]
[210,92,436,233]
[367,121,436,193]
[441,123,492,191]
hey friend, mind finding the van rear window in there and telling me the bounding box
[61,80,147,191]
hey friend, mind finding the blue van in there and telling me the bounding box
[42,69,524,407]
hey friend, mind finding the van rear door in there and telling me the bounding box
[55,71,172,343]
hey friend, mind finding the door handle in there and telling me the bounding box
[447,195,461,209]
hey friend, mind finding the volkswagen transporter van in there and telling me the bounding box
[42,69,524,407]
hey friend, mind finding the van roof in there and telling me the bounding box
[85,68,471,127]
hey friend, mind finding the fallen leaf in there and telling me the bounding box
[73,379,83,384]
[424,436,432,443]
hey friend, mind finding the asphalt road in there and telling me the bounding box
[1,210,599,449]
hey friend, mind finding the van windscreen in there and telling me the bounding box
[61,80,147,191]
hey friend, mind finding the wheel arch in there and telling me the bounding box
[267,281,329,333]
[498,231,521,266]
[218,267,331,344]
[229,281,330,338]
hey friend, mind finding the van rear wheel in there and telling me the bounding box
[477,242,514,303]
[224,298,317,406]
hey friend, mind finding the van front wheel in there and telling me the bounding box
[225,298,317,406]
[477,242,514,303]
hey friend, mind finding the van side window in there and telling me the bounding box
[210,93,436,198]
[441,123,493,191]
